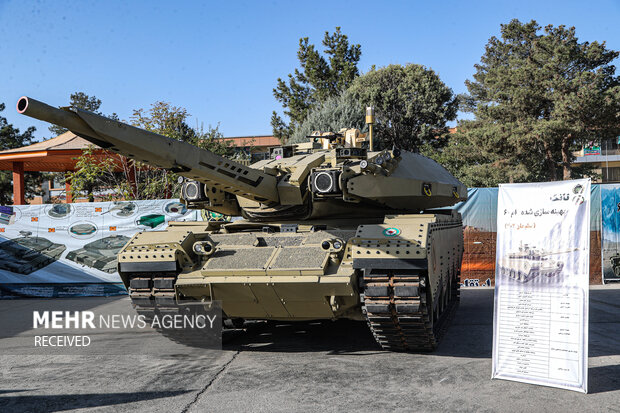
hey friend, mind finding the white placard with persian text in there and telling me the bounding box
[492,179,590,393]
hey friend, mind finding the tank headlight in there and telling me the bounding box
[185,182,199,199]
[321,240,331,250]
[375,156,384,166]
[360,160,368,169]
[193,241,215,256]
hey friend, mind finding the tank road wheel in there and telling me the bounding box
[361,269,460,352]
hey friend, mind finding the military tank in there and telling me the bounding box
[497,243,576,283]
[65,235,131,273]
[0,233,66,274]
[47,203,72,218]
[102,201,137,217]
[18,96,467,352]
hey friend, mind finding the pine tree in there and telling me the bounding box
[443,20,620,186]
[273,27,361,137]
[289,92,365,144]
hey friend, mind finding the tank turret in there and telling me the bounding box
[17,96,467,222]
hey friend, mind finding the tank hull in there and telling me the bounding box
[118,211,463,351]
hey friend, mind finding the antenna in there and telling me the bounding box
[365,106,375,151]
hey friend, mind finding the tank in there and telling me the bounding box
[0,233,66,274]
[18,96,467,352]
[102,201,137,217]
[65,235,131,273]
[498,243,575,283]
[47,203,72,218]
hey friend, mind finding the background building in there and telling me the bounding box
[574,137,620,183]
[218,135,281,162]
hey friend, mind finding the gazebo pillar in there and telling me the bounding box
[12,161,25,205]
[127,164,137,198]
[65,174,73,204]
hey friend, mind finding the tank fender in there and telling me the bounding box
[350,216,431,271]
[117,228,198,288]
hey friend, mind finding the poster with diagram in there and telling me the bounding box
[0,200,200,297]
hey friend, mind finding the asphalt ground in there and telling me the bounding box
[1,286,619,413]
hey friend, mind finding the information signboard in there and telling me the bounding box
[492,179,590,393]
[0,199,200,297]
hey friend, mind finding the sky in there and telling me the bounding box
[1,0,619,141]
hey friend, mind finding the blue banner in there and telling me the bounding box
[600,184,620,283]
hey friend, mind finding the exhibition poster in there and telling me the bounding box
[600,184,620,283]
[0,199,200,297]
[492,179,590,393]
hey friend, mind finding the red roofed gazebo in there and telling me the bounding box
[0,131,111,204]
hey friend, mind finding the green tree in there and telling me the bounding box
[124,102,232,200]
[191,123,237,157]
[125,101,198,199]
[130,101,196,142]
[0,103,43,205]
[66,145,115,202]
[49,92,103,136]
[68,101,235,201]
[270,112,291,144]
[348,64,458,151]
[273,27,362,138]
[290,92,365,143]
[445,19,620,186]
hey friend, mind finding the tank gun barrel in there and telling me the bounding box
[16,96,279,203]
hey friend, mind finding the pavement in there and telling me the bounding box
[1,286,619,413]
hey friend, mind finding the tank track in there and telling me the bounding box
[126,272,222,349]
[361,269,459,352]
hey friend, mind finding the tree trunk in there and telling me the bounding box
[543,141,557,181]
[562,137,572,180]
